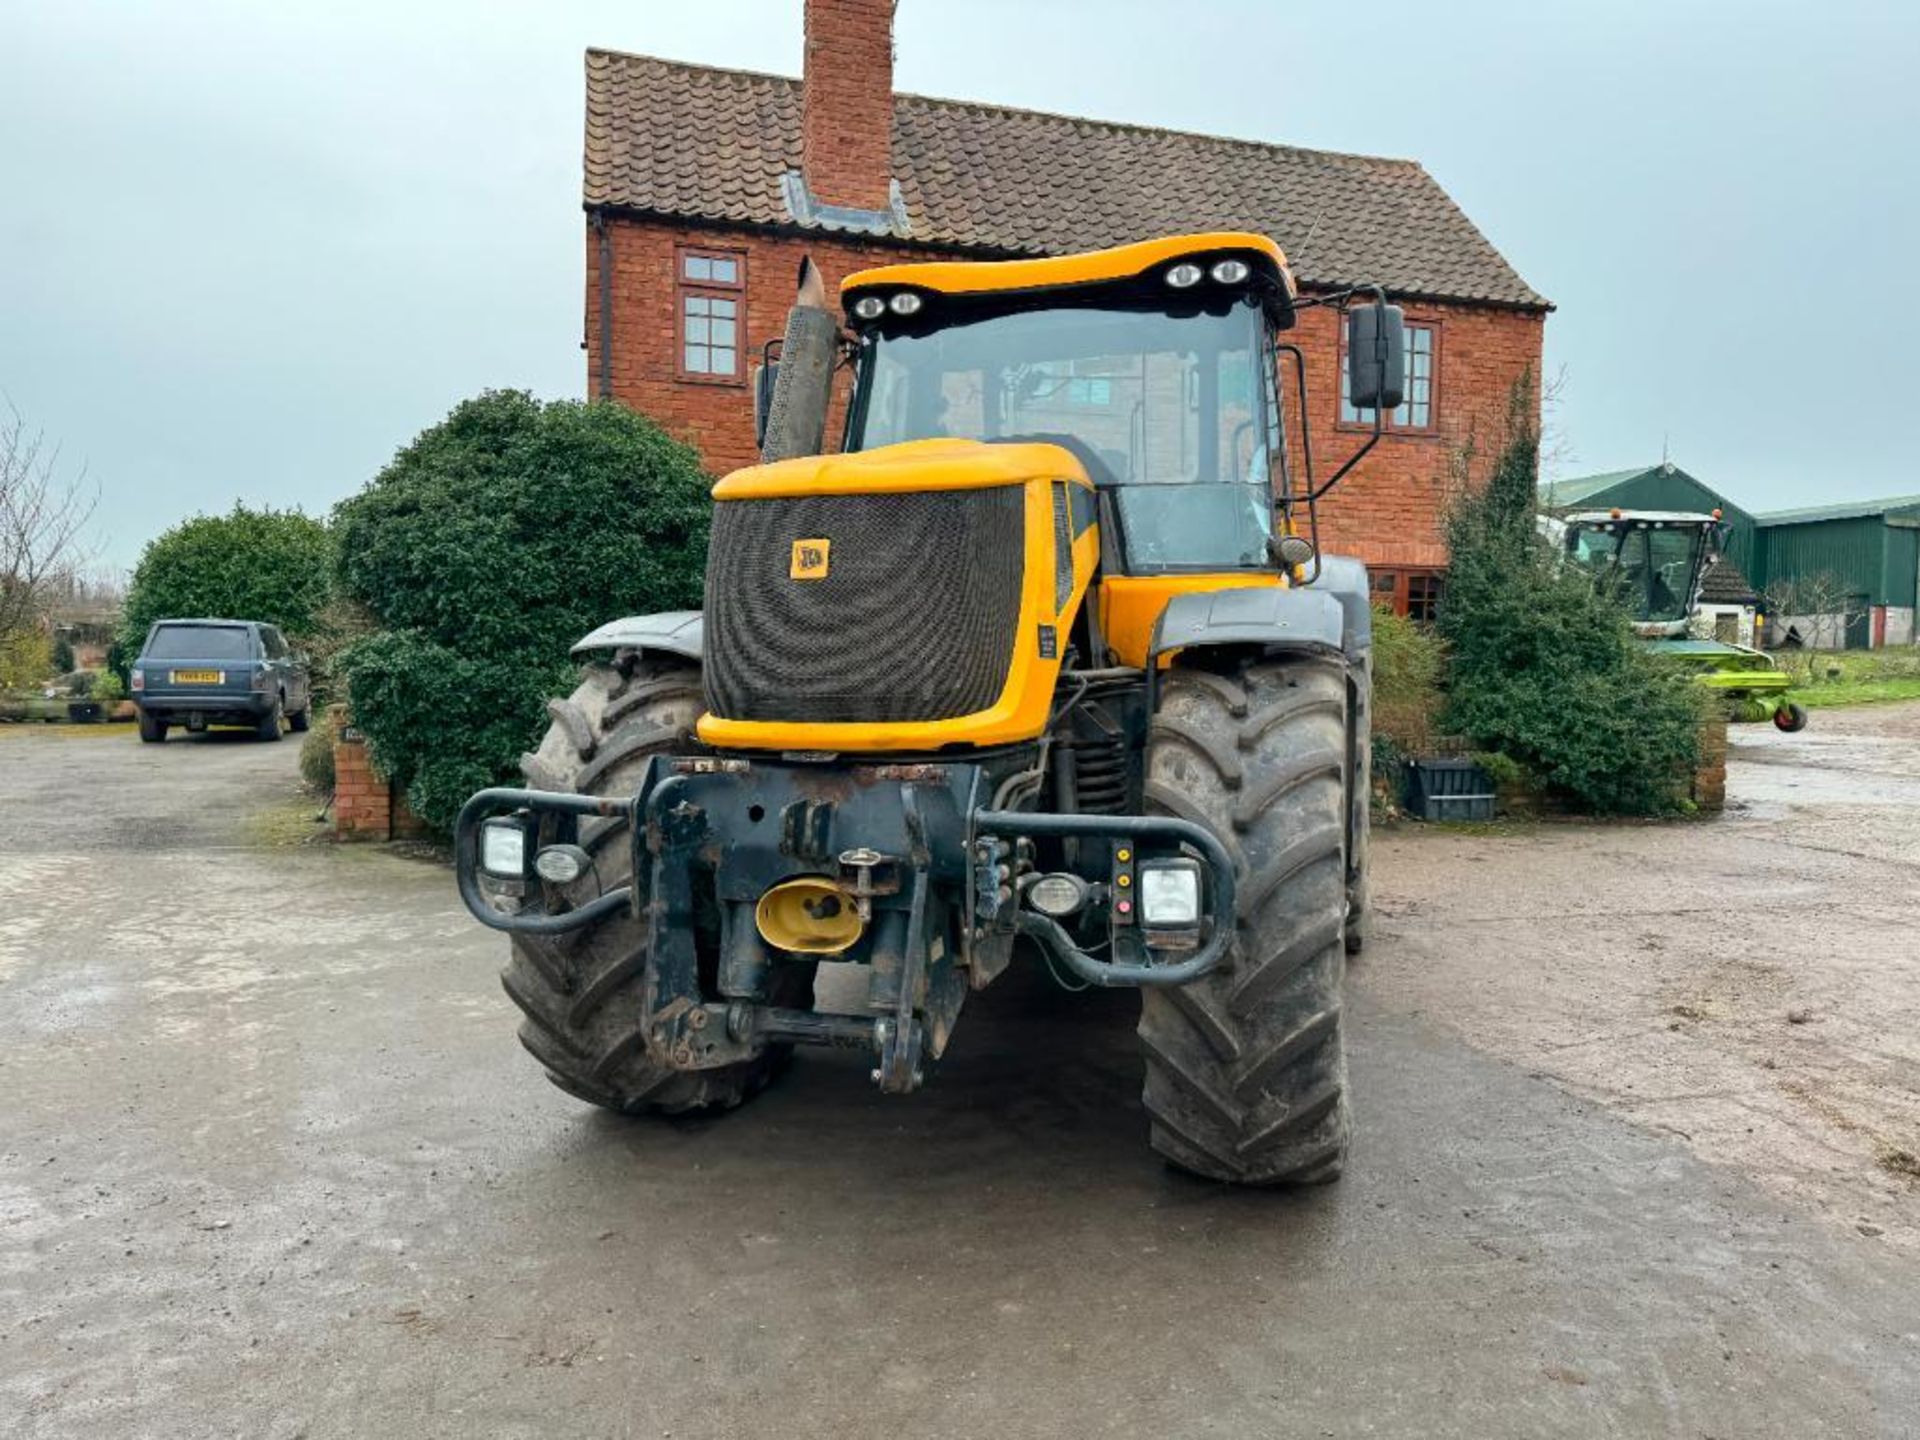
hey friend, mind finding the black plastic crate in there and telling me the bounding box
[1403,757,1496,822]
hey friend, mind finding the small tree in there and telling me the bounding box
[1761,571,1867,678]
[2,404,98,679]
[0,628,52,689]
[333,391,710,830]
[1439,376,1705,814]
[121,505,333,655]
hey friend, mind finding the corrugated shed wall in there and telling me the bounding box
[1752,517,1896,604]
[1884,525,1920,609]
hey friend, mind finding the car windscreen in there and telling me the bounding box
[144,625,253,660]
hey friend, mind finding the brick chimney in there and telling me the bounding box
[801,0,896,213]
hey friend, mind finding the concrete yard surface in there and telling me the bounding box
[1,713,1917,1438]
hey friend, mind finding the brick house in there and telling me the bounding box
[583,0,1548,609]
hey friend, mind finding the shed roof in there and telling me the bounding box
[583,49,1548,310]
[1752,494,1920,527]
[1535,467,1659,507]
[1537,463,1750,523]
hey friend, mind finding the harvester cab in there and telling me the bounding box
[1552,507,1806,731]
[1553,509,1724,639]
[456,233,1401,1184]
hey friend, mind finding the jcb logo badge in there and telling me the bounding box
[790,539,831,580]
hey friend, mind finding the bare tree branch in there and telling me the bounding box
[0,399,100,641]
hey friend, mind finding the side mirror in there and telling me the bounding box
[1346,302,1406,412]
[753,360,778,450]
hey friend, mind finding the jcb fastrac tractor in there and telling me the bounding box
[455,233,1406,1184]
[1550,508,1806,732]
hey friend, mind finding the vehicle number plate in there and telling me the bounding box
[171,670,223,684]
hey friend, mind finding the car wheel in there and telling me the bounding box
[256,697,285,742]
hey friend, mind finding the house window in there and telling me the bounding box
[679,248,745,381]
[1371,567,1445,620]
[1027,361,1114,408]
[1340,320,1438,433]
[1405,572,1443,622]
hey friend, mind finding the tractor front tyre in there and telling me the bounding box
[1138,653,1353,1185]
[1774,701,1808,733]
[500,655,814,1115]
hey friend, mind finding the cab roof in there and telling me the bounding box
[841,232,1296,324]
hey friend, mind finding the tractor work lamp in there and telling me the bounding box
[1209,259,1251,285]
[1138,858,1203,931]
[1025,872,1090,919]
[532,844,590,886]
[480,817,529,879]
[852,295,886,320]
[1272,533,1316,568]
[1165,262,1203,289]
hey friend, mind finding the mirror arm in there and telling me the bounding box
[1274,342,1322,586]
[1309,401,1384,504]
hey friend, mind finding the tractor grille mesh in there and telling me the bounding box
[704,486,1027,725]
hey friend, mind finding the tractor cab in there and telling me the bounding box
[828,233,1402,667]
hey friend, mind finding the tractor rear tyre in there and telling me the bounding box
[1774,701,1808,733]
[1139,653,1353,1185]
[501,655,815,1114]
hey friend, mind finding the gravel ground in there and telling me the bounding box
[1366,702,1920,1255]
[2,715,1917,1438]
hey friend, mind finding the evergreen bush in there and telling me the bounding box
[1438,380,1704,814]
[332,391,710,830]
[121,505,332,655]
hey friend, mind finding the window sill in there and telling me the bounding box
[1334,420,1441,441]
[677,371,748,388]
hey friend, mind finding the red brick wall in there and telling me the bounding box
[801,0,896,210]
[589,214,1545,574]
[332,706,430,842]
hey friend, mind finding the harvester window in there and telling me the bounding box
[678,248,745,381]
[1340,319,1436,432]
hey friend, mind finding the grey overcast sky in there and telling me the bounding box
[3,0,1916,567]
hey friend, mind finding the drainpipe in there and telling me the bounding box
[590,208,613,400]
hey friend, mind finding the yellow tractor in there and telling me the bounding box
[457,232,1405,1184]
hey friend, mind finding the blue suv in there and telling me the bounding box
[130,619,312,743]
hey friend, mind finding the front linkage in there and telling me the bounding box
[455,755,1235,1095]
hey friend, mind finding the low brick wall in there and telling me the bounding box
[1489,709,1728,817]
[331,706,430,842]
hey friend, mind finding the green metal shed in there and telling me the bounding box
[1750,495,1920,647]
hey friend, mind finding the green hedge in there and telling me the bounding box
[121,505,332,656]
[333,391,711,830]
